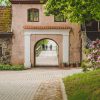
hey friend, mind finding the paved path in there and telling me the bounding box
[36,51,58,66]
[0,68,82,100]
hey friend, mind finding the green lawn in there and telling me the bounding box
[63,69,100,100]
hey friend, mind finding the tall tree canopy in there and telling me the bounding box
[45,0,100,23]
[0,0,11,6]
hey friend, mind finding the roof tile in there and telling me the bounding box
[23,25,71,29]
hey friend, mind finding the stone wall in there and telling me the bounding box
[0,37,12,64]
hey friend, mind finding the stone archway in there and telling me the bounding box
[24,29,70,68]
[31,35,62,67]
[34,38,59,67]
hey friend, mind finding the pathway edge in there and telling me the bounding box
[60,79,68,100]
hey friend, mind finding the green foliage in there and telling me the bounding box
[85,39,100,70]
[83,48,90,55]
[36,39,48,48]
[81,39,100,72]
[63,69,100,100]
[0,0,11,6]
[45,0,100,23]
[81,60,91,72]
[0,64,25,70]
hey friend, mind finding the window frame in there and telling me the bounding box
[54,15,66,22]
[28,8,39,22]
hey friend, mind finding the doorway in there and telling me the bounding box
[34,39,59,67]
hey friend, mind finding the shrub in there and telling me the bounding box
[83,39,100,71]
[0,64,25,70]
[81,60,91,72]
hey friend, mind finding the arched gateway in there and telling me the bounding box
[34,39,59,67]
[24,27,70,68]
[10,0,81,68]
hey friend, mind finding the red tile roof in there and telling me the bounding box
[23,25,71,29]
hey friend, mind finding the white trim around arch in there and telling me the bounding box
[24,29,70,68]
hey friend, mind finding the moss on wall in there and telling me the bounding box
[0,6,11,32]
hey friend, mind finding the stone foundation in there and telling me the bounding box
[0,37,12,64]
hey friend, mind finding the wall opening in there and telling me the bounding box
[34,39,59,67]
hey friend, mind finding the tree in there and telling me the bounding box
[45,0,100,23]
[0,0,11,6]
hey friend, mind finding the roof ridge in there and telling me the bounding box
[10,0,46,4]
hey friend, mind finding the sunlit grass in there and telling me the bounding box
[63,69,100,100]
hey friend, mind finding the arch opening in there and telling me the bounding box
[34,39,59,67]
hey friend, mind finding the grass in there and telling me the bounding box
[0,64,25,70]
[63,69,100,100]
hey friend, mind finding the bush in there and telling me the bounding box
[81,60,91,72]
[0,64,25,70]
[82,39,100,71]
[87,39,100,69]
